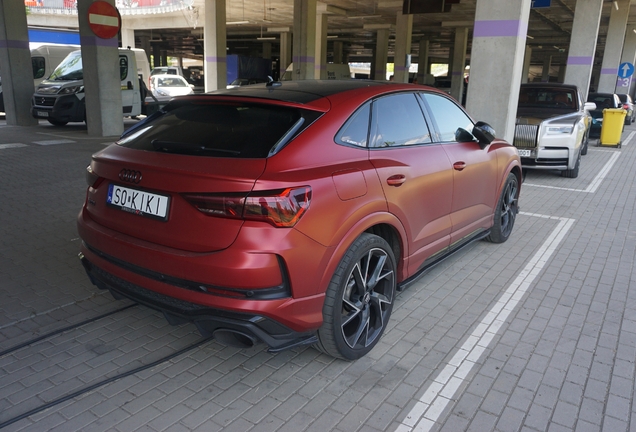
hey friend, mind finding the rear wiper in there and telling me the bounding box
[151,139,240,155]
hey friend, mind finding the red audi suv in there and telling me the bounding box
[78,80,521,360]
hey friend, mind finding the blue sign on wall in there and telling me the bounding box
[618,62,635,79]
[532,0,551,8]
[28,29,80,45]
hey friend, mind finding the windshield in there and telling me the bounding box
[49,51,83,81]
[519,88,576,109]
[157,77,188,87]
[118,100,322,158]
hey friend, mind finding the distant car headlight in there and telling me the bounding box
[546,125,574,134]
[58,85,84,95]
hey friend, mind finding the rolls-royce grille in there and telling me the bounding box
[513,124,539,149]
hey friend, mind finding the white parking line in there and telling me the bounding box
[622,131,636,147]
[0,143,28,149]
[524,150,621,193]
[395,213,575,432]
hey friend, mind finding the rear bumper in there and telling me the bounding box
[79,251,318,352]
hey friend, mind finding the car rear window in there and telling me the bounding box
[118,102,321,158]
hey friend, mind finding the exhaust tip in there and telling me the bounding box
[213,329,258,348]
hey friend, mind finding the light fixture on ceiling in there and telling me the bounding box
[257,37,276,40]
[226,21,249,25]
[327,35,338,39]
[527,35,534,39]
[614,0,619,10]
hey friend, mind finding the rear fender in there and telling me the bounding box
[315,212,408,296]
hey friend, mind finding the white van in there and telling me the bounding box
[30,48,150,125]
[0,43,78,113]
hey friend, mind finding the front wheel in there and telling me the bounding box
[315,233,397,360]
[47,119,68,126]
[486,173,519,243]
[562,149,581,178]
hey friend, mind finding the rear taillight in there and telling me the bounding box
[85,165,104,189]
[184,186,311,228]
[623,104,630,110]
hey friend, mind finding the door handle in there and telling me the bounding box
[387,174,406,186]
[453,162,467,171]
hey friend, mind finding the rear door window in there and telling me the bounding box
[369,93,432,147]
[118,101,321,158]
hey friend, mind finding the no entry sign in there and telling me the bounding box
[87,1,121,39]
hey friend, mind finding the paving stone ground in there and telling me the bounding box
[0,118,635,431]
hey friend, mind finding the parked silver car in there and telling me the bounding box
[514,83,595,179]
[617,93,635,125]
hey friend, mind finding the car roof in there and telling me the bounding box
[520,83,578,91]
[210,80,395,104]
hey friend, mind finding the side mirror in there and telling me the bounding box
[473,121,496,146]
[584,102,596,111]
[455,127,477,143]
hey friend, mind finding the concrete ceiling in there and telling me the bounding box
[29,1,636,74]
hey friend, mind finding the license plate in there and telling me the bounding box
[518,149,532,157]
[107,184,170,220]
[37,111,49,117]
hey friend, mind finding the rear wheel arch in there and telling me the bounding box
[316,215,408,297]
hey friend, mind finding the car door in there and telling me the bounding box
[367,92,454,275]
[420,92,498,245]
[119,53,141,116]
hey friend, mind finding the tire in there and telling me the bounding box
[47,119,68,126]
[486,173,519,244]
[562,149,581,178]
[315,233,397,360]
[581,132,589,156]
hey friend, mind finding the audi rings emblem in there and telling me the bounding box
[119,169,142,184]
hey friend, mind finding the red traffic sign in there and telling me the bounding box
[87,1,121,39]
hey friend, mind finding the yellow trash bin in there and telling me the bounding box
[600,108,626,147]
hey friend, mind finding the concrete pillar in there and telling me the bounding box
[77,0,123,137]
[541,55,552,82]
[563,0,603,99]
[139,35,151,63]
[0,0,36,125]
[417,38,430,84]
[204,0,226,91]
[521,46,532,83]
[450,27,468,101]
[279,32,292,77]
[394,12,413,83]
[374,29,389,81]
[161,51,168,67]
[292,0,316,80]
[558,63,566,83]
[465,0,531,144]
[152,44,161,68]
[618,25,636,95]
[315,12,328,79]
[333,40,343,64]
[262,41,272,60]
[121,28,135,49]
[598,0,630,93]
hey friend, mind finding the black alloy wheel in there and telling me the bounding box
[316,233,396,360]
[486,173,519,243]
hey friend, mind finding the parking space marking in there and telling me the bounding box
[32,139,76,146]
[396,213,575,432]
[622,130,635,146]
[523,151,621,193]
[0,143,28,149]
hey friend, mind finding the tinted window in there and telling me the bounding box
[336,102,370,147]
[421,93,474,142]
[32,57,45,79]
[118,102,321,158]
[370,93,432,147]
[119,56,128,81]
